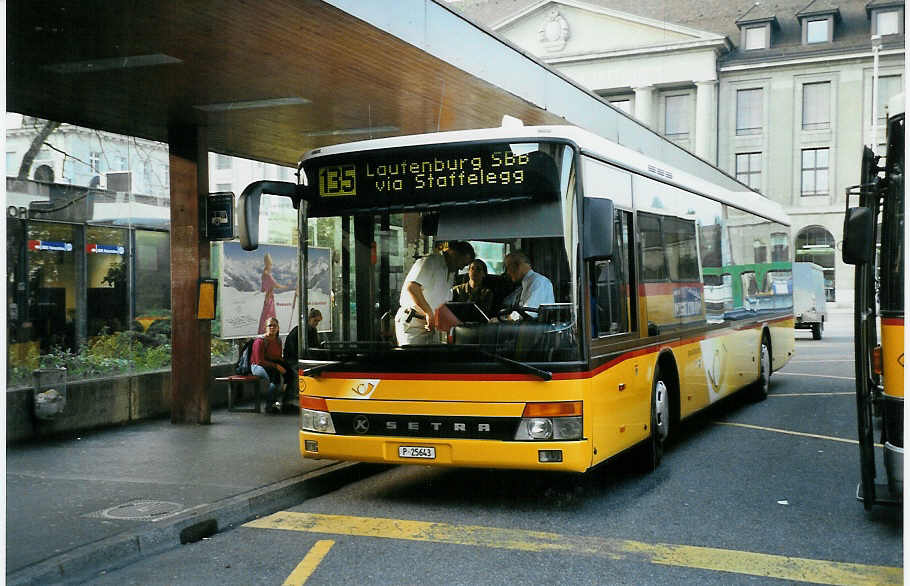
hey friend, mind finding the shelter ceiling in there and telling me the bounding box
[7,0,564,167]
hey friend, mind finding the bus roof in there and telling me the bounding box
[301,125,790,226]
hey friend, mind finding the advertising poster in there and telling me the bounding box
[220,242,332,339]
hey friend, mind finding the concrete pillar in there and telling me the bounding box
[633,85,656,128]
[167,126,211,424]
[695,80,718,164]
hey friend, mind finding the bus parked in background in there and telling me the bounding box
[238,123,794,474]
[843,94,904,508]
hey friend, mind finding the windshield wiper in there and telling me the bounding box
[479,349,552,381]
[300,360,343,377]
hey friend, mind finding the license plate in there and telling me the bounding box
[398,446,436,459]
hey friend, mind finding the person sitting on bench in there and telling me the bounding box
[251,317,296,413]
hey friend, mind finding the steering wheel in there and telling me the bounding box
[497,306,536,322]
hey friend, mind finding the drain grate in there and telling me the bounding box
[86,500,184,521]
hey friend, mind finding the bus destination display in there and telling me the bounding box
[319,150,530,197]
[308,143,560,213]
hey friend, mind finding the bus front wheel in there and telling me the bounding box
[640,369,670,472]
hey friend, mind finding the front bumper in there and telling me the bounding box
[884,441,903,498]
[299,431,592,473]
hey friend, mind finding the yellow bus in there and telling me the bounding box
[843,95,904,508]
[239,124,794,473]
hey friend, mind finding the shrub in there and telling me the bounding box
[7,331,237,387]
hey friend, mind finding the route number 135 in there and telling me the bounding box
[319,164,357,197]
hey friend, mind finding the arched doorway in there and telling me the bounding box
[795,226,836,301]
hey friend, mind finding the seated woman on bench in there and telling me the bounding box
[251,317,296,414]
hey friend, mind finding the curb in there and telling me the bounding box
[7,461,386,585]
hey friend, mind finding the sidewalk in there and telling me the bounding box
[6,408,380,585]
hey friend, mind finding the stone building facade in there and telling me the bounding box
[453,0,905,305]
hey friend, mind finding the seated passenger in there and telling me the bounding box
[451,259,495,317]
[501,250,555,320]
[252,317,296,413]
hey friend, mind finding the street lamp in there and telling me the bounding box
[870,34,882,148]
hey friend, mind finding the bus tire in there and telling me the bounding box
[640,367,670,472]
[751,336,772,401]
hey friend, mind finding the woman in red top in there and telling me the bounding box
[251,317,296,413]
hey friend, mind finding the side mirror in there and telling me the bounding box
[583,197,614,260]
[238,181,299,251]
[842,206,874,265]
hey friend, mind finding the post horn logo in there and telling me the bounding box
[353,382,375,396]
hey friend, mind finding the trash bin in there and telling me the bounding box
[33,367,67,420]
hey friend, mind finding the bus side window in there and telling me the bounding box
[591,210,633,337]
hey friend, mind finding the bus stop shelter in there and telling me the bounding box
[7,0,741,423]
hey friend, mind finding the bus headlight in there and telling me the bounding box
[514,416,582,440]
[553,416,583,439]
[301,408,336,433]
[529,418,552,439]
[300,396,336,434]
[514,401,583,441]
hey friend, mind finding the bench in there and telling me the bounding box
[215,375,263,413]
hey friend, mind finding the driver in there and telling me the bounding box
[502,250,554,321]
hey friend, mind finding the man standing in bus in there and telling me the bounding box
[395,240,475,345]
[502,250,554,320]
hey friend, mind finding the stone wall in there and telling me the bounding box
[7,363,237,443]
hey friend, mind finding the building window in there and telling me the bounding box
[610,99,632,115]
[216,154,232,170]
[736,88,763,135]
[877,75,904,123]
[802,82,831,131]
[771,232,789,262]
[875,10,901,36]
[801,148,829,196]
[664,94,689,138]
[90,151,102,173]
[7,151,17,176]
[806,18,830,43]
[744,26,766,50]
[736,152,762,191]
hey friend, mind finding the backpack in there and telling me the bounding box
[235,338,255,375]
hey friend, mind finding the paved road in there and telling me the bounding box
[89,312,903,585]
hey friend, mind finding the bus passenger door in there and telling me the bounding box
[587,208,645,460]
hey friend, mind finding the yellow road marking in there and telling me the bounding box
[247,513,902,585]
[715,421,884,448]
[771,392,854,397]
[777,372,855,381]
[283,539,334,586]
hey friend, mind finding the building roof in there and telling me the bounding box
[796,0,842,19]
[450,0,904,64]
[736,3,781,27]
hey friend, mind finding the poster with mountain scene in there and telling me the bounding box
[220,242,332,339]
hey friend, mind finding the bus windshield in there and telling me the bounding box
[299,140,581,369]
